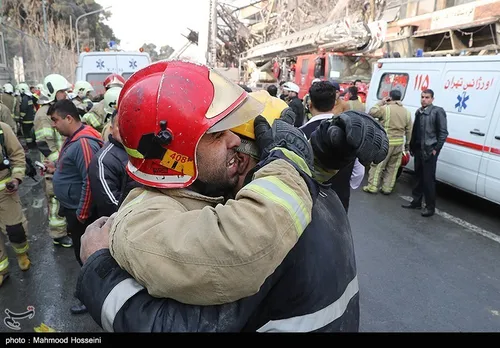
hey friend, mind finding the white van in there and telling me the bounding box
[75,51,152,97]
[366,56,500,206]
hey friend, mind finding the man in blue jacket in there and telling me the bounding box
[43,99,103,314]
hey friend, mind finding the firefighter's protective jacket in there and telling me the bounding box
[34,104,64,162]
[82,99,106,131]
[0,103,16,134]
[0,122,25,186]
[0,94,20,122]
[109,152,314,305]
[72,98,93,115]
[346,99,365,112]
[76,182,359,332]
[19,94,35,124]
[332,98,349,115]
[369,100,413,148]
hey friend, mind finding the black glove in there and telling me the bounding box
[310,110,389,169]
[254,108,314,172]
[86,101,93,113]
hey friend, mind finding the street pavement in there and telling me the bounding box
[352,170,500,332]
[0,167,499,332]
[0,171,101,333]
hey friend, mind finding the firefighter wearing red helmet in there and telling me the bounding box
[103,73,126,89]
[93,60,318,304]
[363,89,413,195]
[76,80,390,331]
[82,73,125,132]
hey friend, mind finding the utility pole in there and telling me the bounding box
[70,16,73,52]
[76,6,111,56]
[207,0,218,67]
[42,0,49,43]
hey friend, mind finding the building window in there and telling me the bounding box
[0,32,6,68]
[397,0,439,18]
[417,0,436,15]
[446,0,476,7]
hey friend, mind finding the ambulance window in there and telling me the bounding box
[377,73,409,100]
[122,72,134,80]
[301,59,309,75]
[86,73,111,97]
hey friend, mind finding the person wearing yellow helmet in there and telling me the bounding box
[226,90,362,331]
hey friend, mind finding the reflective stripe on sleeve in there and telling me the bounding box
[0,258,9,272]
[35,128,54,140]
[273,147,312,177]
[0,177,11,191]
[257,275,359,332]
[11,167,24,174]
[82,113,101,128]
[244,176,311,237]
[48,151,59,162]
[101,278,145,332]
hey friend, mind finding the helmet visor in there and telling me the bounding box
[205,69,264,134]
[207,93,264,134]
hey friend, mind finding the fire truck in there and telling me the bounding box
[239,19,387,101]
[292,49,378,101]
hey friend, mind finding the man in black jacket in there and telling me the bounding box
[88,111,141,218]
[402,89,448,217]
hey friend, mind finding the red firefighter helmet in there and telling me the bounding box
[118,60,264,189]
[401,151,411,167]
[104,73,125,89]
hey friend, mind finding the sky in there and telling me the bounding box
[95,0,211,54]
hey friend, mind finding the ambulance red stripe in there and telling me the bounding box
[446,137,500,155]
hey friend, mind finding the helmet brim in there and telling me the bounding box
[207,93,264,134]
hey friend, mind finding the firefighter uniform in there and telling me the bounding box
[82,99,106,132]
[0,122,30,287]
[0,93,20,129]
[346,99,365,112]
[33,104,68,243]
[110,158,314,305]
[0,103,16,134]
[364,100,413,194]
[72,98,93,115]
[19,94,36,148]
[332,98,350,115]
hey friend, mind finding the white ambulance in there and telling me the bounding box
[75,51,152,98]
[366,56,500,206]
